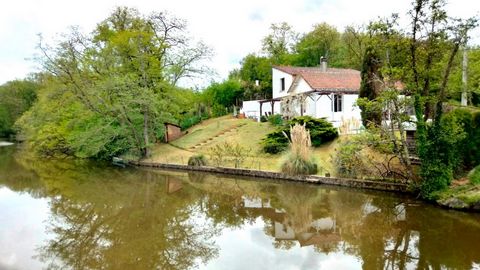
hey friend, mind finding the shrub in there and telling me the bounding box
[468,165,480,185]
[419,111,467,199]
[180,115,204,130]
[208,142,250,168]
[262,116,338,154]
[280,123,318,175]
[262,130,289,154]
[267,114,283,126]
[188,154,208,166]
[260,115,267,122]
[334,139,365,178]
[281,154,318,175]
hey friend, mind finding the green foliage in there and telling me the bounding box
[0,79,39,137]
[420,112,467,199]
[233,54,273,100]
[267,114,283,126]
[208,142,250,168]
[203,80,243,108]
[201,79,242,118]
[359,46,383,127]
[260,115,268,122]
[294,23,342,67]
[180,115,204,130]
[17,7,209,159]
[334,139,365,178]
[288,116,339,147]
[448,109,480,169]
[188,154,208,166]
[281,154,318,175]
[261,22,298,63]
[468,165,480,185]
[262,116,338,154]
[261,130,289,154]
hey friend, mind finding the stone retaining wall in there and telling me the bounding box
[129,161,410,193]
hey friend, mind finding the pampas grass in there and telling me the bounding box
[281,123,318,175]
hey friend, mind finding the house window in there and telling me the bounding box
[333,94,342,112]
[280,78,285,91]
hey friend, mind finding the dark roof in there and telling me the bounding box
[273,66,361,93]
[164,122,182,128]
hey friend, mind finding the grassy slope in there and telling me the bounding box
[435,167,480,209]
[146,115,338,174]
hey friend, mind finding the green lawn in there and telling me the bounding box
[146,115,339,175]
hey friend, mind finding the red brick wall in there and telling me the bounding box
[165,124,183,142]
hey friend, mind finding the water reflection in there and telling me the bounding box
[0,146,480,270]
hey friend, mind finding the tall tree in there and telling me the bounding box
[261,22,298,63]
[234,54,272,99]
[359,46,384,127]
[0,78,39,137]
[294,23,341,67]
[18,7,210,159]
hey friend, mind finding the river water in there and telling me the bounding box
[0,144,480,270]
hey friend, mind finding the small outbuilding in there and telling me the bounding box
[164,122,183,143]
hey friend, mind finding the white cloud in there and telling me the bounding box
[0,0,479,87]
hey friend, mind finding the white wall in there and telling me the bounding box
[272,68,313,98]
[272,68,293,98]
[241,100,281,121]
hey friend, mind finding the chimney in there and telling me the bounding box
[320,56,327,72]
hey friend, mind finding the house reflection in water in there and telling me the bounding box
[240,196,341,249]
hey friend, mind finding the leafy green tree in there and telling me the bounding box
[0,78,38,137]
[233,54,272,99]
[355,0,478,196]
[18,7,210,159]
[294,23,342,67]
[203,80,242,107]
[359,46,384,127]
[261,22,298,63]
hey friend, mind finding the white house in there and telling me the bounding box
[241,60,363,133]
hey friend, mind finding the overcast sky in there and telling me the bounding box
[1,0,479,87]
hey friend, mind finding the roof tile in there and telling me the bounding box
[274,66,361,92]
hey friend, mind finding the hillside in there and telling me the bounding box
[145,116,338,174]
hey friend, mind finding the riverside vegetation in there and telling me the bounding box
[1,1,480,207]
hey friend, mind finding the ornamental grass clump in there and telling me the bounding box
[281,123,318,175]
[188,154,208,166]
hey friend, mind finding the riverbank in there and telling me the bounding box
[128,160,480,213]
[129,160,409,193]
[145,116,338,175]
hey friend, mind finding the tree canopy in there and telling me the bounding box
[16,7,211,159]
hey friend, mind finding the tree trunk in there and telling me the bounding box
[143,107,150,158]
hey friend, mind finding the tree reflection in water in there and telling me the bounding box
[0,146,480,270]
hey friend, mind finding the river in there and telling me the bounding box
[0,144,479,270]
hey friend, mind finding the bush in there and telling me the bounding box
[267,114,283,126]
[420,163,452,200]
[334,139,365,178]
[262,116,338,154]
[260,115,267,122]
[262,130,289,154]
[468,165,480,185]
[281,154,318,175]
[208,142,250,168]
[180,115,204,130]
[419,111,467,199]
[188,154,208,166]
[212,104,228,117]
